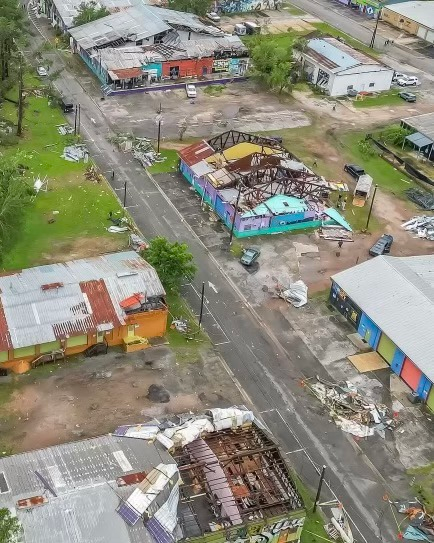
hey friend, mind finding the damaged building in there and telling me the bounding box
[179,130,350,237]
[0,251,167,374]
[0,407,306,543]
[39,0,249,93]
[330,255,434,412]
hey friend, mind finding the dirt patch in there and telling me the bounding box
[1,346,242,453]
[40,235,127,263]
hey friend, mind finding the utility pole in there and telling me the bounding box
[198,282,205,328]
[74,105,78,135]
[16,53,25,137]
[369,4,382,48]
[155,113,163,153]
[313,466,326,513]
[229,183,242,246]
[365,184,378,231]
[123,181,127,207]
[77,104,81,135]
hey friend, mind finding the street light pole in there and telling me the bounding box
[365,184,378,231]
[370,4,382,48]
[229,183,242,246]
[157,118,162,153]
[313,466,326,513]
[123,181,127,207]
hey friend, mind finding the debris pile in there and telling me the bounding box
[309,377,397,438]
[129,233,149,251]
[406,188,434,211]
[276,280,308,308]
[402,216,434,241]
[62,144,89,162]
[392,499,434,542]
[57,124,74,135]
[110,133,166,168]
[84,164,104,183]
[318,225,353,242]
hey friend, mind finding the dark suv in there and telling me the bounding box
[344,164,365,179]
[369,234,393,257]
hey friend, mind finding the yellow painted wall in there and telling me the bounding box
[0,307,168,374]
[382,8,419,34]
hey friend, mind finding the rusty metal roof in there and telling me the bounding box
[0,252,165,350]
[179,141,214,167]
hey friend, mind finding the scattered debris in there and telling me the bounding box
[308,377,397,438]
[108,225,129,233]
[129,233,149,252]
[402,216,434,240]
[391,498,434,542]
[319,225,354,241]
[147,384,170,403]
[109,133,165,168]
[84,164,104,183]
[33,176,48,199]
[324,507,354,543]
[276,280,308,307]
[57,124,74,135]
[171,319,188,333]
[62,144,89,162]
[406,188,434,211]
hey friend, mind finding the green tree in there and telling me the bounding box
[167,0,208,17]
[0,508,22,543]
[380,124,413,146]
[142,237,197,293]
[250,39,294,94]
[72,1,110,27]
[0,155,32,262]
[0,0,26,97]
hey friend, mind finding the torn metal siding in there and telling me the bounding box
[81,279,122,329]
[178,141,214,167]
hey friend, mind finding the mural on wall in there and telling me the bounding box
[218,0,279,13]
[316,68,330,88]
[213,59,230,72]
[229,58,249,75]
[227,518,306,543]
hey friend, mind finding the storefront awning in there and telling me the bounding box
[405,132,433,149]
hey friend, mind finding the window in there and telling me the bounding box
[0,351,8,363]
[66,335,88,348]
[96,331,105,343]
[127,325,135,337]
[243,224,252,231]
[0,473,10,493]
[14,345,35,358]
[347,85,353,90]
[40,340,61,354]
[369,82,375,88]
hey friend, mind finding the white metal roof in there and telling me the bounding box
[384,1,434,30]
[332,255,434,382]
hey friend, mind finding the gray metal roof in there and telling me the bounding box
[405,131,433,149]
[52,0,142,29]
[0,251,165,350]
[402,112,434,143]
[0,434,173,543]
[332,255,434,382]
[145,5,224,36]
[384,1,434,30]
[69,5,170,50]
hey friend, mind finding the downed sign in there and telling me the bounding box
[277,280,308,307]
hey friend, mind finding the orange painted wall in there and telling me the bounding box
[0,308,168,374]
[162,57,214,79]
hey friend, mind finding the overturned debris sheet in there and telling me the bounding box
[62,144,89,162]
[57,123,74,135]
[402,216,434,241]
[277,280,308,307]
[319,225,354,242]
[392,498,434,542]
[110,132,166,168]
[406,188,434,211]
[309,377,397,438]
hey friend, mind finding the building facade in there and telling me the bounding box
[0,252,167,374]
[300,38,393,96]
[330,255,434,412]
[382,1,434,44]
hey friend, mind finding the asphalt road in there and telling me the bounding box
[26,8,406,543]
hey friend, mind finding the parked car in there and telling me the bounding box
[344,164,365,179]
[399,91,416,103]
[240,247,260,266]
[185,84,197,98]
[206,11,221,22]
[369,234,393,257]
[37,66,48,76]
[392,71,406,82]
[60,96,74,113]
[397,75,419,86]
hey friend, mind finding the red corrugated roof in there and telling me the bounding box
[0,302,11,351]
[112,68,143,79]
[179,140,214,167]
[80,279,122,329]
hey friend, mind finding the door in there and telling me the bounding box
[127,325,135,338]
[391,349,405,375]
[427,385,434,413]
[96,331,105,343]
[400,357,422,391]
[202,66,208,75]
[377,333,396,364]
[417,375,431,402]
[358,314,380,349]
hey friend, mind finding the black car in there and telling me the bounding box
[369,234,393,257]
[60,97,74,113]
[399,91,416,103]
[344,164,365,179]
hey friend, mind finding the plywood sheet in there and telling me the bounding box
[348,351,389,373]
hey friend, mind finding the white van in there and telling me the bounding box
[244,21,260,34]
[234,23,246,35]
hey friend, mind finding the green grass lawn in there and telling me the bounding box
[148,149,179,174]
[203,84,226,97]
[242,30,304,50]
[283,2,307,15]
[352,90,407,109]
[1,89,127,270]
[312,22,379,57]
